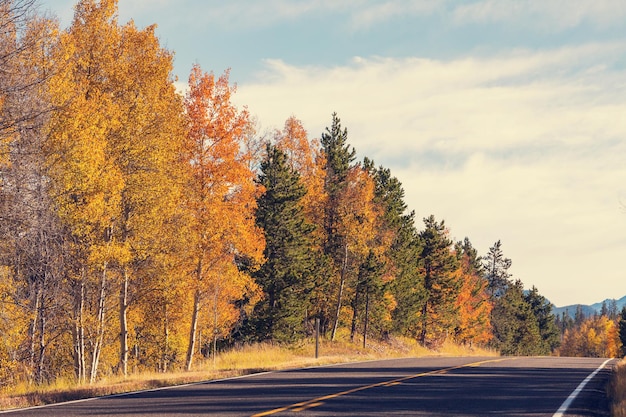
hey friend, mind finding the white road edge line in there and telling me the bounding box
[552,358,613,417]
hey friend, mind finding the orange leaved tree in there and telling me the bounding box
[182,64,264,370]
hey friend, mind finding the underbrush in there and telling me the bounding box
[610,358,626,417]
[0,336,497,411]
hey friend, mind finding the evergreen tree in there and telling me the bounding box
[455,237,483,276]
[619,307,626,356]
[350,250,385,344]
[574,305,586,326]
[524,286,560,354]
[482,240,512,298]
[557,310,574,335]
[609,299,619,321]
[417,215,461,347]
[316,112,356,337]
[389,211,425,338]
[321,112,356,260]
[366,163,425,339]
[601,301,608,317]
[491,280,543,355]
[252,145,316,343]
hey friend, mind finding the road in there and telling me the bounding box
[2,356,615,416]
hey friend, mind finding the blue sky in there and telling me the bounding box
[40,0,626,307]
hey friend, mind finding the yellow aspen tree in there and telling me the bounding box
[0,3,67,384]
[46,0,187,379]
[183,64,264,371]
[108,19,187,379]
[45,0,126,383]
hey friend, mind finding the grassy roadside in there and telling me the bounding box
[610,358,626,417]
[0,336,495,411]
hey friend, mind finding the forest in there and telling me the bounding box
[0,0,623,390]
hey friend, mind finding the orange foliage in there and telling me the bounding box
[183,64,265,369]
[274,116,326,242]
[559,315,621,358]
[454,264,493,346]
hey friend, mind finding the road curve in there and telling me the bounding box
[2,356,615,416]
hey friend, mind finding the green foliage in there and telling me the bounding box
[455,237,483,276]
[619,307,626,356]
[320,112,356,262]
[524,286,560,354]
[483,240,512,299]
[491,280,544,355]
[389,212,426,337]
[417,215,461,347]
[251,145,316,343]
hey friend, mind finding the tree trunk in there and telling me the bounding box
[362,289,370,349]
[161,302,169,373]
[90,262,108,384]
[350,284,360,342]
[28,283,41,377]
[185,289,201,371]
[419,300,428,346]
[212,287,219,368]
[36,294,46,384]
[72,275,86,383]
[119,267,129,377]
[331,242,348,341]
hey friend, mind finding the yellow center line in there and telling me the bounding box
[250,358,512,416]
[292,401,325,412]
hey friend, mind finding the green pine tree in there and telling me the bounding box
[364,166,426,339]
[483,240,512,298]
[491,280,543,355]
[524,286,560,354]
[321,112,356,260]
[417,215,461,347]
[619,307,626,356]
[455,237,483,276]
[251,145,316,343]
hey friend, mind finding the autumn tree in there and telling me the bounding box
[182,64,264,370]
[454,238,492,346]
[274,116,326,244]
[251,144,315,342]
[0,2,68,384]
[560,315,620,358]
[44,0,189,380]
[337,164,381,342]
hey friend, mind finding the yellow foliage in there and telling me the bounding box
[559,315,621,358]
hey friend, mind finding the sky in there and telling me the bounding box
[39,0,626,307]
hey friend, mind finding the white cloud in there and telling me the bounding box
[234,43,626,306]
[348,0,445,30]
[453,0,626,31]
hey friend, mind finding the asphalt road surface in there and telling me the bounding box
[2,356,615,416]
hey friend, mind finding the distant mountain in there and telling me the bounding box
[553,295,626,319]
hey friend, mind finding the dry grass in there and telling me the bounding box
[610,358,626,417]
[0,336,497,412]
